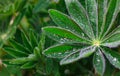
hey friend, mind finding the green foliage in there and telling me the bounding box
[42,0,120,75]
[0,0,120,76]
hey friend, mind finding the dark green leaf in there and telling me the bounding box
[21,31,32,52]
[85,0,98,36]
[34,47,41,59]
[102,32,120,48]
[102,47,120,69]
[100,0,120,38]
[93,49,105,75]
[4,47,28,58]
[33,0,49,13]
[97,0,108,37]
[65,0,94,38]
[60,46,95,65]
[9,39,30,53]
[42,26,90,44]
[29,30,38,48]
[49,9,89,38]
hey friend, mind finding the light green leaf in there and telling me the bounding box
[102,47,120,69]
[100,0,120,38]
[85,0,98,36]
[49,9,89,38]
[34,47,41,59]
[42,27,90,44]
[93,49,105,75]
[60,46,95,65]
[21,61,36,69]
[10,54,36,64]
[43,44,79,58]
[65,0,94,38]
[4,47,28,58]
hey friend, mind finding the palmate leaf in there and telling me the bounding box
[93,49,105,75]
[42,26,90,44]
[42,0,120,75]
[65,0,94,38]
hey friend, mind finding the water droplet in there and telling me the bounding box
[113,58,117,62]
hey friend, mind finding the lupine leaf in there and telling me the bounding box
[102,32,120,48]
[29,30,38,48]
[100,0,120,38]
[97,0,108,37]
[4,47,28,58]
[60,46,95,65]
[21,61,36,69]
[85,0,98,36]
[21,31,32,52]
[102,47,120,69]
[43,44,79,58]
[93,49,105,75]
[33,0,49,13]
[10,54,36,64]
[65,0,94,38]
[42,27,90,44]
[34,47,41,59]
[49,9,89,38]
[9,39,30,53]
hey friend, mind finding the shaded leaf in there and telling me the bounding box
[4,47,28,58]
[21,61,36,69]
[9,39,30,53]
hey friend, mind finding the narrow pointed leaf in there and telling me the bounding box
[21,31,32,52]
[49,9,89,38]
[101,0,120,38]
[60,46,95,65]
[10,54,36,64]
[29,30,38,48]
[102,47,120,69]
[42,27,90,44]
[43,44,79,58]
[9,39,30,53]
[93,49,105,75]
[4,47,28,58]
[34,47,41,59]
[65,0,94,38]
[85,0,98,36]
[21,62,36,69]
